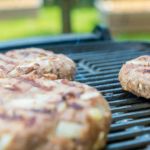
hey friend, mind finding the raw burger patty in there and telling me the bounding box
[1,48,76,80]
[0,77,111,150]
[119,55,150,99]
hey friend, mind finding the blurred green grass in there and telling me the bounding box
[0,6,99,41]
[1,6,150,41]
[116,33,150,41]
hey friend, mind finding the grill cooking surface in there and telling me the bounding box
[49,42,150,150]
[3,41,150,150]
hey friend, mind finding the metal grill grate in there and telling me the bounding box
[2,41,150,150]
[55,42,150,150]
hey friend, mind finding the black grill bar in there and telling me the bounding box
[112,110,150,121]
[107,138,150,150]
[108,127,150,142]
[110,118,150,131]
[111,103,150,113]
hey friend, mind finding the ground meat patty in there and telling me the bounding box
[4,48,76,80]
[119,55,150,99]
[0,77,111,150]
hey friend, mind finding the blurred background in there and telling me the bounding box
[0,0,150,41]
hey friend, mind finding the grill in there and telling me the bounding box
[0,29,150,150]
[41,42,150,150]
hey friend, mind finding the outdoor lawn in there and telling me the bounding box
[0,6,99,41]
[0,5,150,41]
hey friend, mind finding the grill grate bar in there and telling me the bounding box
[85,58,125,66]
[76,74,118,82]
[95,65,122,72]
[85,78,119,86]
[112,110,150,121]
[105,94,136,102]
[111,103,150,113]
[101,87,123,95]
[109,98,143,105]
[111,118,150,131]
[108,127,150,142]
[90,62,124,69]
[96,83,121,90]
[107,137,150,150]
